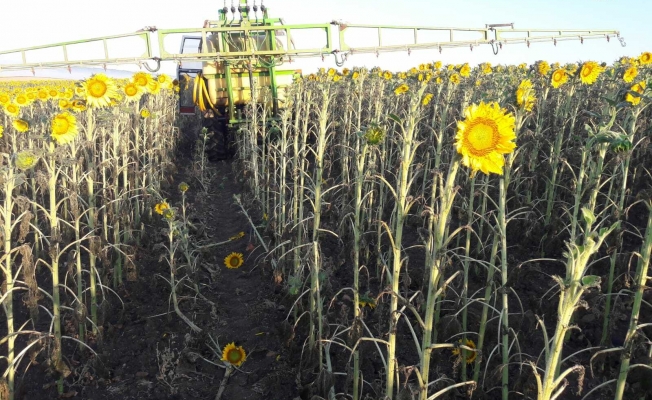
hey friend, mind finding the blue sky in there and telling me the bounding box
[0,0,648,78]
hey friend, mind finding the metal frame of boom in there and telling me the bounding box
[0,0,625,123]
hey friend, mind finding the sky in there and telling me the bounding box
[0,0,649,79]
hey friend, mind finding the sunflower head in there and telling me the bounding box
[623,66,638,83]
[14,151,39,171]
[394,84,409,96]
[4,103,20,118]
[224,252,244,269]
[140,108,151,118]
[51,112,79,145]
[84,74,119,108]
[0,92,10,105]
[516,79,536,112]
[222,343,246,366]
[351,71,360,80]
[451,338,477,364]
[364,123,385,145]
[422,93,434,106]
[178,182,189,192]
[132,72,153,90]
[358,293,377,309]
[481,63,492,75]
[123,83,143,103]
[455,101,516,177]
[638,52,652,65]
[154,201,170,215]
[0,125,4,138]
[12,119,30,133]
[459,63,471,77]
[537,61,551,76]
[625,81,646,106]
[579,61,604,85]
[450,73,461,85]
[551,69,568,89]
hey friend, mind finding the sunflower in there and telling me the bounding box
[3,103,20,118]
[14,151,38,170]
[221,342,246,367]
[327,68,336,77]
[455,102,516,176]
[84,74,118,108]
[341,68,350,76]
[178,182,189,192]
[156,74,173,90]
[140,108,151,118]
[435,77,443,85]
[364,123,385,145]
[481,63,492,75]
[459,63,471,77]
[551,69,568,89]
[516,79,535,112]
[154,201,170,215]
[383,71,393,81]
[58,99,71,110]
[224,252,244,269]
[623,66,638,83]
[394,84,409,95]
[421,93,434,106]
[71,100,87,113]
[537,61,551,76]
[0,92,10,105]
[625,81,646,106]
[450,73,461,85]
[579,61,604,85]
[638,52,652,65]
[433,61,442,70]
[351,71,360,80]
[122,82,143,103]
[51,112,79,145]
[48,88,59,98]
[0,125,4,138]
[132,72,153,91]
[451,338,477,364]
[148,79,161,95]
[229,231,245,241]
[12,119,29,133]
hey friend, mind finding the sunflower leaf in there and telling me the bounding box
[388,113,402,124]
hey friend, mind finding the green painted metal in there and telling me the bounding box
[223,60,236,123]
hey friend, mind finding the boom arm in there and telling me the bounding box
[0,21,624,72]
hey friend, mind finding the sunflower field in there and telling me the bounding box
[1,52,652,400]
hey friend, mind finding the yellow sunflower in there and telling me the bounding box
[58,99,71,110]
[455,102,516,176]
[148,79,161,95]
[537,61,551,76]
[12,119,29,133]
[450,73,461,85]
[0,92,10,105]
[84,74,119,108]
[626,81,646,106]
[394,84,409,95]
[122,82,143,103]
[358,293,377,309]
[71,100,87,113]
[459,63,471,77]
[132,72,153,91]
[224,252,244,269]
[551,69,568,89]
[383,70,393,81]
[451,338,477,364]
[154,201,170,215]
[14,93,30,107]
[178,182,189,192]
[351,71,360,80]
[433,61,442,70]
[516,79,535,112]
[0,125,4,138]
[638,51,652,65]
[623,66,638,83]
[140,108,151,118]
[156,74,173,90]
[221,342,246,367]
[51,112,79,145]
[481,63,492,75]
[14,151,39,171]
[3,103,20,118]
[579,61,604,85]
[422,93,434,106]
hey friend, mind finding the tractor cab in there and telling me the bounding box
[177,36,203,115]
